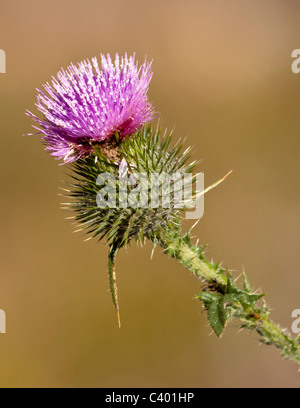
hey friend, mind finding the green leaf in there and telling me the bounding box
[108,245,121,328]
[226,274,238,294]
[198,292,229,337]
[243,274,252,293]
[226,273,264,307]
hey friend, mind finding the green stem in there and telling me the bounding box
[158,228,300,365]
[108,244,121,328]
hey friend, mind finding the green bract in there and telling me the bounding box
[66,125,197,249]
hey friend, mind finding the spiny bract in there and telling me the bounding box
[63,125,197,249]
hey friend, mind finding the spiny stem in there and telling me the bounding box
[158,228,300,365]
[108,245,121,328]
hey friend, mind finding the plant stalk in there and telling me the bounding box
[158,228,300,365]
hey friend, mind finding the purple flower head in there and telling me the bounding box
[26,53,156,163]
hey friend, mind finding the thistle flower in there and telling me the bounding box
[26,53,156,163]
[26,52,300,364]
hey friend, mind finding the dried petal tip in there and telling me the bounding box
[26,53,157,163]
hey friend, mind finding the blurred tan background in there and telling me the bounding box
[0,0,300,388]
